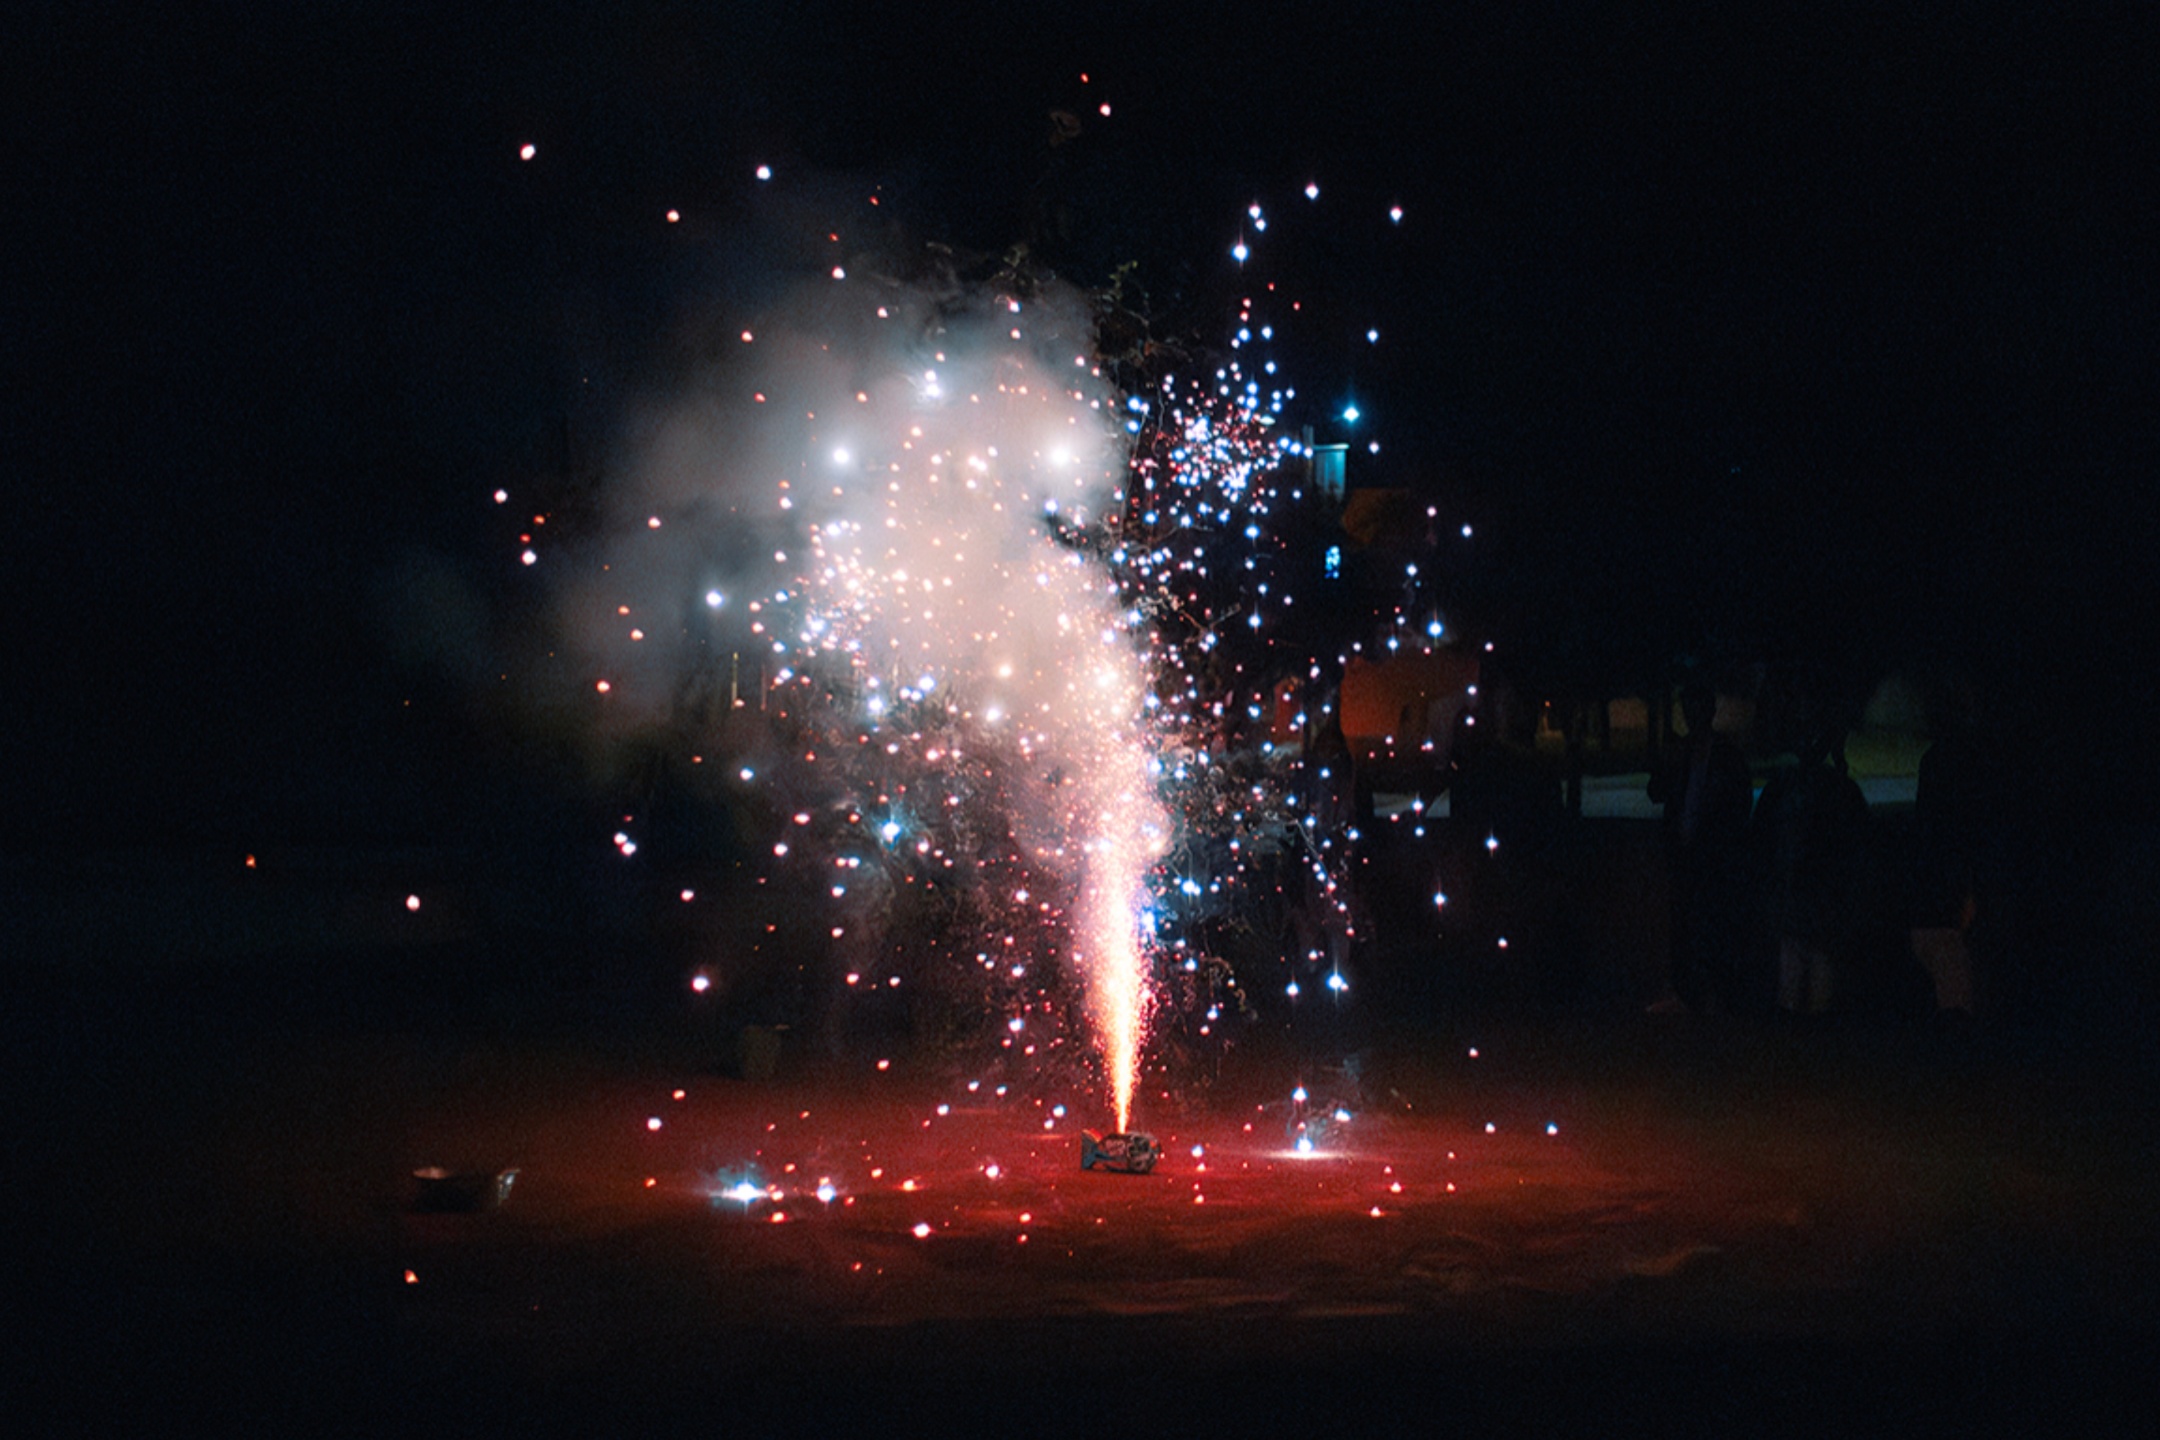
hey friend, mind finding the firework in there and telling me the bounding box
[530,174,1470,1127]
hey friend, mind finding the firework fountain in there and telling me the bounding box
[556,263,1184,1129]
[530,179,1449,1138]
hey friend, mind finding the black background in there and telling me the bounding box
[10,1,2157,845]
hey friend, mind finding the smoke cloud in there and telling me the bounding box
[557,244,1167,1124]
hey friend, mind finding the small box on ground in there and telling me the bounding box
[1081,1130,1159,1174]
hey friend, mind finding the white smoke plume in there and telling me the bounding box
[559,250,1167,1126]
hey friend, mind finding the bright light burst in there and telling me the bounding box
[541,178,1464,1132]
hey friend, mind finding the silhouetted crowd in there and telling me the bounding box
[1647,678,2042,1027]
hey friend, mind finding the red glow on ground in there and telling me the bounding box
[353,1018,2152,1361]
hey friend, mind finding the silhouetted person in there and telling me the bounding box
[1911,702,1982,1014]
[1912,700,2058,1029]
[1648,683,1754,1012]
[1751,725,1870,1015]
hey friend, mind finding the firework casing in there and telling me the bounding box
[1081,1130,1159,1174]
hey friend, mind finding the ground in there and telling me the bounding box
[21,959,2159,1434]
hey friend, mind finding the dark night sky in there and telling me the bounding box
[8,2,2157,846]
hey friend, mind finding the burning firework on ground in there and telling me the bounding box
[516,168,1468,1134]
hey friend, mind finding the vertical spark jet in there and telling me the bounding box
[1072,675,1162,1133]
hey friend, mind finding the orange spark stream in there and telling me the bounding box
[1080,757,1160,1132]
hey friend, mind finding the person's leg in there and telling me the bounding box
[1669,863,1710,1010]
